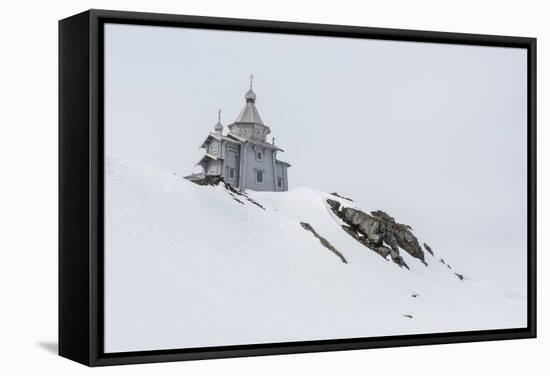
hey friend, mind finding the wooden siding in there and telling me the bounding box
[222,141,240,188]
[208,141,219,156]
[206,160,221,175]
[243,144,276,191]
[275,161,289,191]
[201,138,289,192]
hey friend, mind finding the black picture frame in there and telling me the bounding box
[59,9,537,367]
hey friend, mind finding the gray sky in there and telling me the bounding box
[104,23,527,292]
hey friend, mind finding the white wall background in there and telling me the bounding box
[0,0,547,375]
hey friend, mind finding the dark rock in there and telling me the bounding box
[187,174,266,209]
[396,229,424,261]
[188,174,224,186]
[371,211,424,262]
[402,314,414,318]
[340,225,409,267]
[411,293,419,298]
[300,222,347,264]
[390,251,409,269]
[341,207,371,228]
[455,273,464,281]
[371,210,396,223]
[246,197,265,210]
[383,232,400,253]
[368,233,382,245]
[375,245,392,258]
[341,225,363,243]
[328,200,425,269]
[423,243,434,256]
[330,192,354,202]
[222,181,265,209]
[326,198,341,212]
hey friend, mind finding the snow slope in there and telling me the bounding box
[104,156,527,353]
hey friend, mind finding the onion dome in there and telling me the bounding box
[244,88,257,103]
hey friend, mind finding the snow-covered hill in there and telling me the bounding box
[104,156,527,353]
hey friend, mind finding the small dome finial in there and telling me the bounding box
[214,109,223,133]
[245,74,257,103]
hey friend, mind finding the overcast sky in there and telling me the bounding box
[104,23,527,293]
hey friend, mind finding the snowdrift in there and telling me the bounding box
[104,156,526,352]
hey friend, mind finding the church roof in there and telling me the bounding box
[234,99,264,125]
[225,133,285,152]
[224,133,246,143]
[276,159,291,167]
[234,77,265,125]
[196,153,220,167]
[199,133,217,149]
[199,131,284,152]
[200,132,241,149]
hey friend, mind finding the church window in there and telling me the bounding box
[209,142,218,155]
[256,151,263,161]
[256,170,264,184]
[277,177,283,188]
[227,167,236,179]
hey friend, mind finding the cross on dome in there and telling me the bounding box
[245,74,257,103]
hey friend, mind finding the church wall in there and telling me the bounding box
[252,124,269,143]
[229,124,269,143]
[231,124,253,139]
[206,140,220,156]
[243,144,276,191]
[282,164,288,191]
[210,160,222,175]
[275,162,289,191]
[222,142,240,188]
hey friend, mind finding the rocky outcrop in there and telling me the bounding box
[423,243,434,256]
[330,192,354,202]
[300,222,347,264]
[369,210,425,263]
[326,199,427,269]
[223,180,265,210]
[188,174,224,186]
[439,258,454,270]
[189,174,266,210]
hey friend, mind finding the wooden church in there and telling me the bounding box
[187,77,290,192]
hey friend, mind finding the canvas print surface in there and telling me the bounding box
[103,23,528,353]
